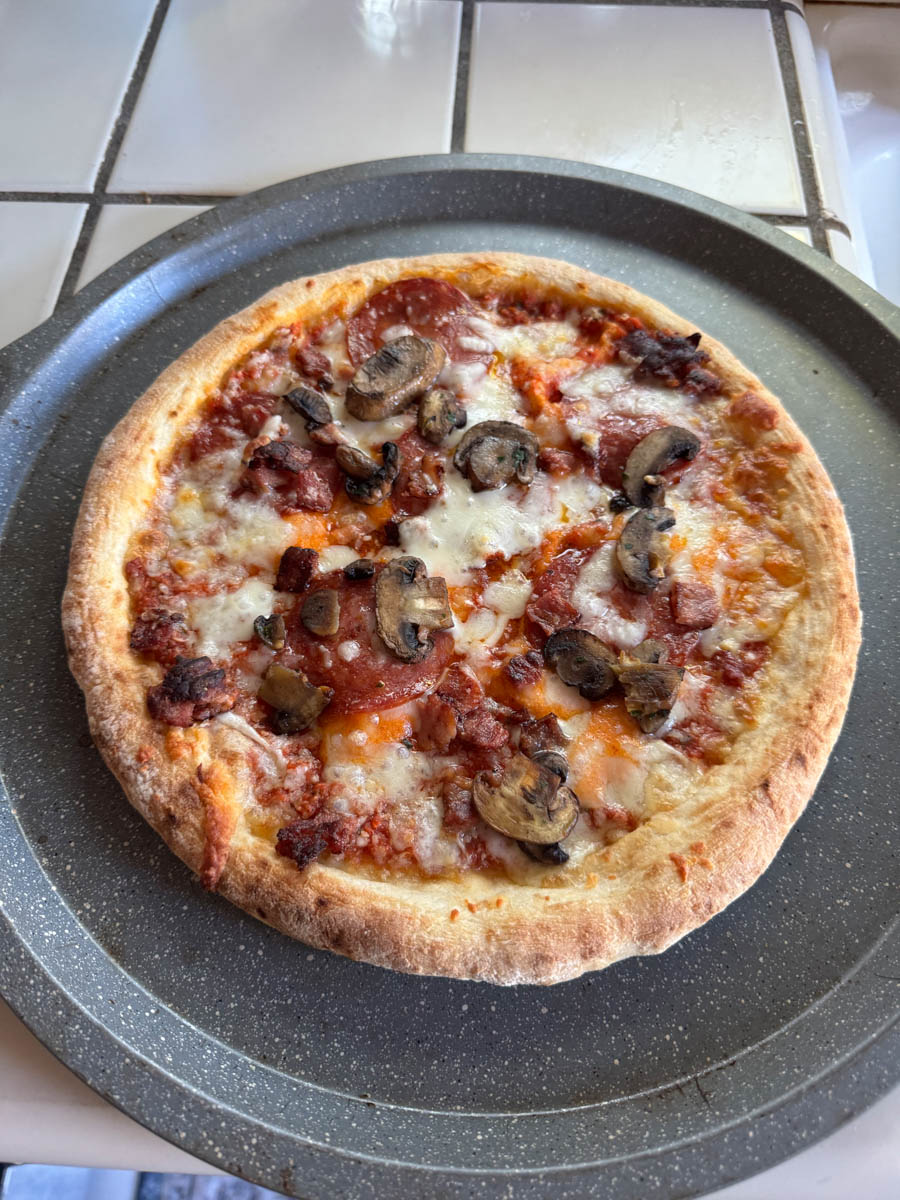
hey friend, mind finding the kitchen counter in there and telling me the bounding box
[0,1,896,1196]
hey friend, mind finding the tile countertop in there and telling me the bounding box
[0,0,896,1196]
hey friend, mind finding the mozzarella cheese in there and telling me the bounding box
[189,577,277,659]
[467,315,578,360]
[399,470,608,586]
[571,543,648,649]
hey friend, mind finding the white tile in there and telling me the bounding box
[827,228,863,277]
[0,203,86,348]
[467,4,805,213]
[0,0,156,191]
[109,0,461,193]
[78,204,210,289]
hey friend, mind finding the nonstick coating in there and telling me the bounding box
[0,156,898,1199]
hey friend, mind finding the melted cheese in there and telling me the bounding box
[189,577,277,659]
[399,470,608,586]
[468,315,578,359]
[571,543,648,649]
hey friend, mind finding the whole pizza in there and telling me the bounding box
[63,253,860,985]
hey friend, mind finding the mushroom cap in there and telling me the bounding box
[258,663,333,732]
[622,426,701,507]
[453,420,539,491]
[473,754,579,845]
[418,386,467,445]
[543,628,618,700]
[616,505,676,593]
[345,335,446,420]
[374,556,454,663]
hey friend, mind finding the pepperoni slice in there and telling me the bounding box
[283,572,453,713]
[346,278,492,367]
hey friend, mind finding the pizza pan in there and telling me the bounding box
[0,155,898,1198]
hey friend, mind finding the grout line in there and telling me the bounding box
[768,1,830,254]
[55,0,172,303]
[0,191,236,205]
[450,1,475,154]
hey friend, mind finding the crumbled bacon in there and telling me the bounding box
[417,694,458,753]
[275,547,318,592]
[616,328,721,394]
[517,713,567,757]
[525,588,580,637]
[442,777,476,827]
[247,439,311,474]
[276,814,357,870]
[436,663,483,714]
[504,650,543,687]
[670,580,719,630]
[147,656,237,727]
[458,707,508,749]
[295,344,333,390]
[129,609,191,665]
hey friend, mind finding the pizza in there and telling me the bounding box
[62,253,860,985]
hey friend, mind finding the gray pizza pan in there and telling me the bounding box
[0,155,897,1199]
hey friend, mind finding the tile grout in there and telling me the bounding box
[55,0,172,305]
[450,1,475,154]
[769,0,832,255]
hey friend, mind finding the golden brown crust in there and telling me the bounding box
[62,253,861,985]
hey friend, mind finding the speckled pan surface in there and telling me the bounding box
[0,156,898,1198]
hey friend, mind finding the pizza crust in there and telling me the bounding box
[63,253,861,985]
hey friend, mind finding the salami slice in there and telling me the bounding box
[346,278,492,368]
[284,572,453,712]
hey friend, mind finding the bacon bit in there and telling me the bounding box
[449,908,460,922]
[670,580,719,630]
[130,609,191,666]
[517,713,567,757]
[525,588,580,638]
[728,390,778,430]
[147,657,237,727]
[295,344,333,390]
[442,778,475,828]
[436,663,484,714]
[276,546,318,592]
[670,852,690,882]
[458,707,508,749]
[416,694,458,753]
[505,650,543,687]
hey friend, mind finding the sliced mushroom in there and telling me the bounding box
[335,441,400,505]
[473,754,579,846]
[622,426,701,507]
[616,506,675,594]
[258,663,332,733]
[531,749,569,782]
[543,628,618,700]
[518,838,571,865]
[284,385,332,429]
[253,613,285,650]
[453,420,539,491]
[617,661,684,735]
[374,556,454,663]
[345,335,446,420]
[300,589,340,637]
[343,558,376,580]
[417,386,467,445]
[631,638,666,664]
